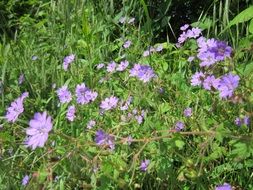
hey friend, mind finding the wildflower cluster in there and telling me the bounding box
[177,24,202,45]
[2,9,252,188]
[178,25,240,99]
[106,60,129,73]
[197,37,233,67]
[234,116,250,127]
[66,105,76,121]
[129,64,156,83]
[191,72,240,98]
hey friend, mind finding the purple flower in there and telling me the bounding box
[184,108,192,117]
[63,54,75,71]
[106,61,117,73]
[140,159,150,171]
[197,38,232,67]
[234,117,242,126]
[187,27,202,38]
[135,115,143,124]
[141,110,146,117]
[129,64,156,83]
[95,130,115,150]
[175,121,184,131]
[178,31,188,44]
[18,73,25,85]
[120,102,129,111]
[75,83,97,105]
[215,183,232,190]
[96,63,105,70]
[132,109,138,115]
[177,27,201,44]
[190,72,205,86]
[235,116,250,126]
[129,64,141,77]
[31,55,38,61]
[143,47,155,57]
[155,44,163,52]
[21,92,29,99]
[126,135,133,145]
[5,92,29,123]
[84,90,98,102]
[198,51,216,67]
[117,60,129,71]
[87,120,96,129]
[123,40,132,48]
[217,73,240,98]
[243,116,250,126]
[25,112,53,150]
[56,85,72,104]
[66,105,76,121]
[22,175,29,186]
[203,75,220,90]
[119,17,135,24]
[143,50,151,57]
[187,56,195,62]
[180,24,189,31]
[176,43,181,48]
[206,38,217,48]
[120,96,132,110]
[119,17,127,24]
[100,96,118,111]
[197,36,207,48]
[209,41,232,61]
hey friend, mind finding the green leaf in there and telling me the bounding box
[175,140,185,149]
[0,132,14,142]
[191,17,212,30]
[244,62,253,76]
[158,103,170,114]
[249,19,253,34]
[60,179,65,190]
[228,6,253,27]
[38,168,48,183]
[231,142,250,158]
[161,61,168,71]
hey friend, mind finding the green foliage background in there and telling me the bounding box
[0,0,253,189]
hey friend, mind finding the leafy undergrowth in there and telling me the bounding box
[0,1,253,190]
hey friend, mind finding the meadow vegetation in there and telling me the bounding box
[0,0,253,189]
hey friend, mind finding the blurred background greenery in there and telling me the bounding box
[1,0,252,43]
